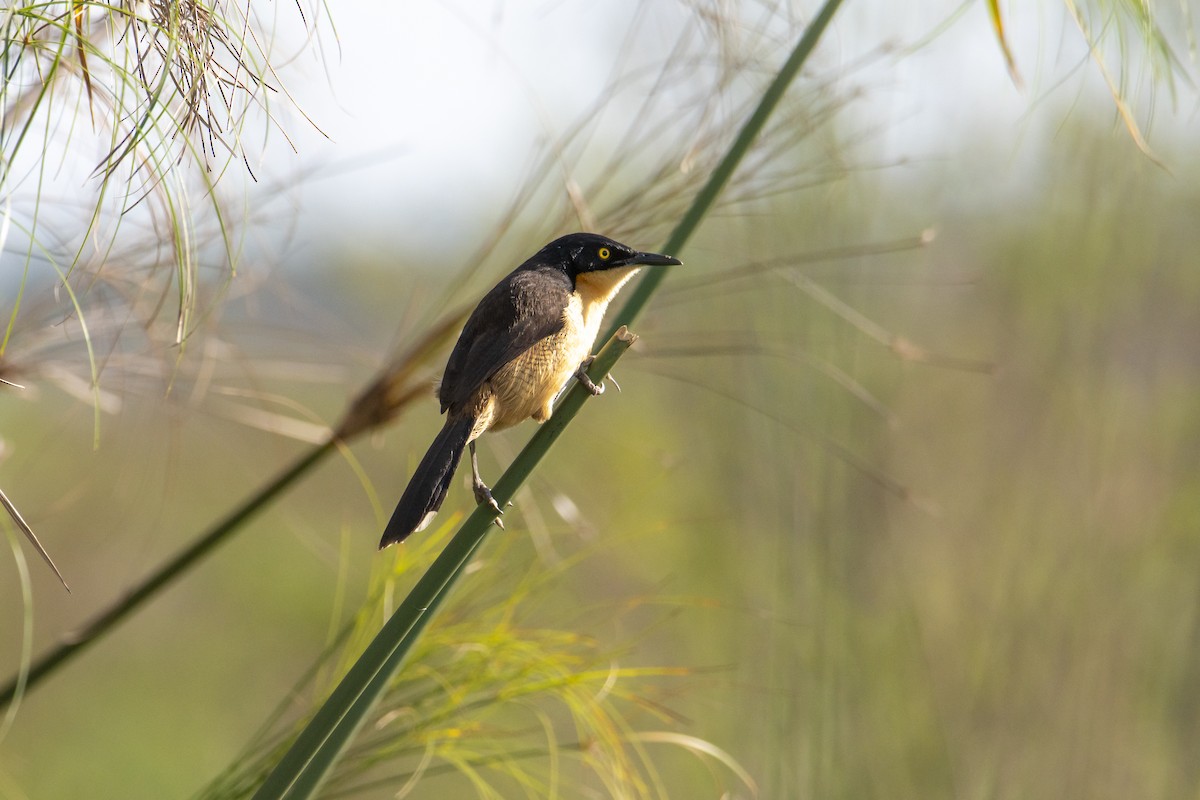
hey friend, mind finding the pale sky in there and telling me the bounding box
[264,0,1082,256]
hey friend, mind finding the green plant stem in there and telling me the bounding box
[602,0,846,342]
[256,2,847,795]
[0,311,463,705]
[0,437,339,708]
[254,330,637,800]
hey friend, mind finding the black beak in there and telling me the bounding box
[624,251,682,268]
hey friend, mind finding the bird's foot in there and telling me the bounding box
[574,357,605,396]
[473,482,502,514]
[473,482,513,528]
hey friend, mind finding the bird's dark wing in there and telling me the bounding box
[439,266,573,412]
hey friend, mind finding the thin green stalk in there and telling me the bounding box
[254,330,637,800]
[0,293,461,706]
[602,0,846,342]
[255,3,846,795]
[0,437,339,708]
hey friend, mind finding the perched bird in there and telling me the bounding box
[380,232,681,548]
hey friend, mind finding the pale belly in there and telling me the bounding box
[471,292,599,438]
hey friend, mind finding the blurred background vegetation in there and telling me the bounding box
[2,0,1199,798]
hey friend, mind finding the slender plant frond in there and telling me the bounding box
[0,0,323,404]
[1056,0,1192,156]
[0,485,68,590]
[0,524,36,742]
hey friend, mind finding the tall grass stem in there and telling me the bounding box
[255,2,846,794]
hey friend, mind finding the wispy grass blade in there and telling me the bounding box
[255,2,847,795]
[986,0,1022,86]
[0,525,35,741]
[0,487,69,592]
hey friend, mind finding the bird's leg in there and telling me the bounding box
[469,440,505,528]
[573,356,605,396]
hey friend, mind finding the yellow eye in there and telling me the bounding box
[598,247,610,260]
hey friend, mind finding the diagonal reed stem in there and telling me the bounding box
[256,330,636,800]
[261,326,638,800]
[0,308,465,707]
[0,438,339,708]
[255,2,846,796]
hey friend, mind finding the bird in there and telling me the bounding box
[380,232,682,548]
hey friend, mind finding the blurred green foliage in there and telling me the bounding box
[3,32,1200,800]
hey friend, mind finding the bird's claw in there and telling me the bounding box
[473,478,510,531]
[574,357,605,396]
[489,499,514,529]
[473,484,502,515]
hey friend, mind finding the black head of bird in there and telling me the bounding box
[379,232,681,548]
[532,232,683,279]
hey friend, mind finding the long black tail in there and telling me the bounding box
[380,414,474,548]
